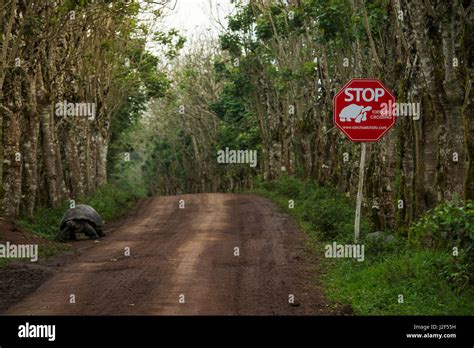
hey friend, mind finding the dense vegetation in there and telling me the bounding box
[255,176,474,315]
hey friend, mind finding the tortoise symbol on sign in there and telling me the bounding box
[339,104,372,123]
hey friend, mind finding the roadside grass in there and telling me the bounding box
[18,180,147,240]
[252,176,474,315]
[324,248,474,315]
[0,257,13,267]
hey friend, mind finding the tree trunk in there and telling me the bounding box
[463,6,474,200]
[1,106,22,217]
[39,102,59,208]
[21,73,40,217]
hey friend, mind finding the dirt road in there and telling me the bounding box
[3,194,331,315]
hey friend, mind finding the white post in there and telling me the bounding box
[354,142,366,243]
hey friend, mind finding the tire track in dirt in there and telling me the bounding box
[3,193,331,315]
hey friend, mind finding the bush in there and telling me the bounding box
[361,232,405,261]
[409,200,474,291]
[409,200,474,249]
[301,196,354,241]
[437,250,472,293]
[259,175,306,198]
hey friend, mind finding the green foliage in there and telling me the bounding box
[61,0,92,12]
[22,16,42,37]
[152,29,186,59]
[228,4,255,32]
[366,0,391,36]
[437,249,473,293]
[210,57,260,161]
[137,53,171,98]
[18,181,146,240]
[301,195,358,242]
[257,176,369,242]
[220,33,242,57]
[409,200,474,292]
[324,249,474,315]
[141,138,188,194]
[409,200,474,249]
[108,49,171,176]
[259,175,304,197]
[361,231,404,259]
[306,0,353,42]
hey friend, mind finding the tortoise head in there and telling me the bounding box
[58,222,76,242]
[58,220,82,242]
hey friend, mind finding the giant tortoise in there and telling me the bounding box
[58,204,105,242]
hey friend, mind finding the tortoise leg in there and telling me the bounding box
[58,226,75,242]
[70,229,77,240]
[96,226,105,237]
[82,222,99,240]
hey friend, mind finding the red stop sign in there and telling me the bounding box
[334,78,396,142]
